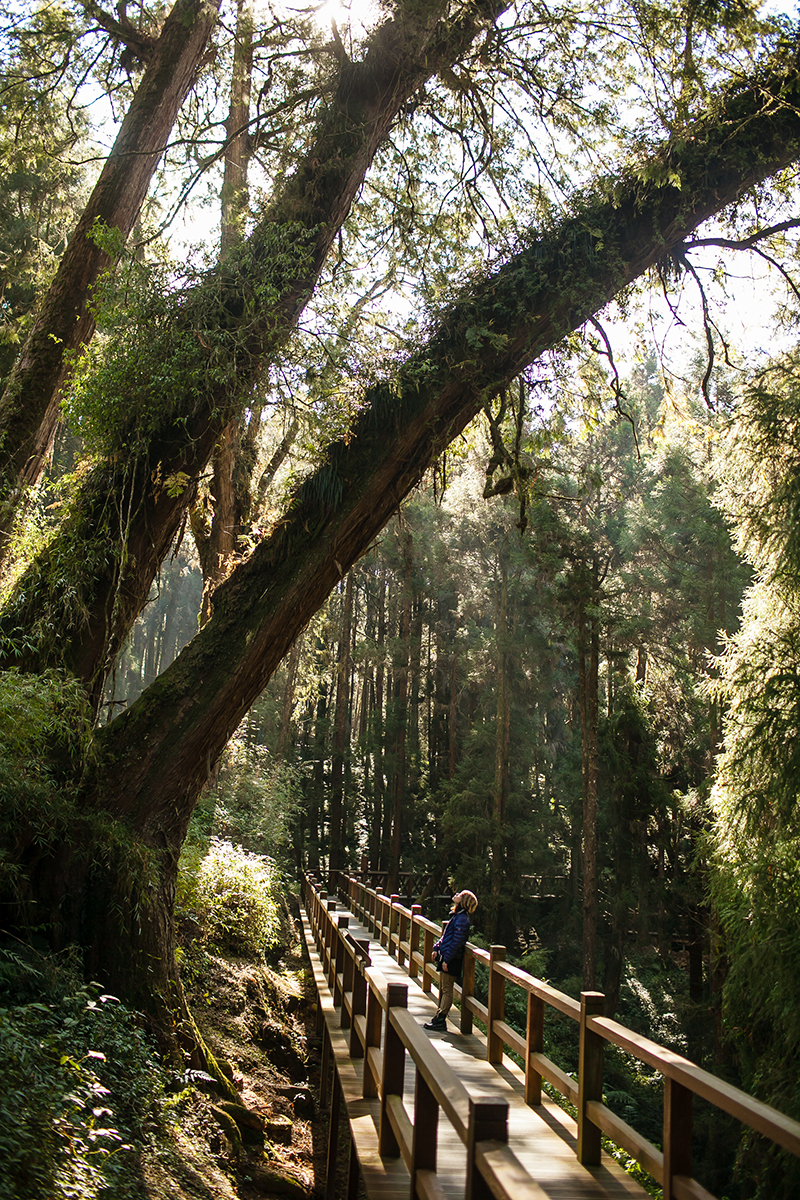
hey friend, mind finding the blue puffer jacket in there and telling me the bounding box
[433,908,471,977]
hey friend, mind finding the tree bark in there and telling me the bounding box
[449,648,459,781]
[371,571,387,872]
[309,676,328,875]
[330,573,354,877]
[277,633,302,758]
[387,521,413,893]
[0,0,222,559]
[489,540,510,943]
[581,561,600,991]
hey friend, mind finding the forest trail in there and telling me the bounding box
[302,895,647,1200]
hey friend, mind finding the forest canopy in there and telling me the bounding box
[3,0,800,1193]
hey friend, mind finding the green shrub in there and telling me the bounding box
[0,955,165,1200]
[177,837,281,959]
[212,738,302,859]
[0,669,93,902]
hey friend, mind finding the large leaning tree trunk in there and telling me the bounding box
[0,0,510,703]
[0,0,222,564]
[10,44,800,1037]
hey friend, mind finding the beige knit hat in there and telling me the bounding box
[457,890,478,913]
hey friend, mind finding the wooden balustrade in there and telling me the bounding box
[321,869,800,1200]
[304,872,546,1200]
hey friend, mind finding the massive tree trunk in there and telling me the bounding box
[580,562,600,991]
[0,0,222,561]
[488,540,510,943]
[387,521,413,893]
[11,47,800,1027]
[371,571,388,872]
[330,573,354,878]
[277,634,302,758]
[0,0,509,696]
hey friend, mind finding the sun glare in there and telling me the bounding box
[311,0,383,41]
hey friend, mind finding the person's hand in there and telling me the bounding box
[441,962,448,972]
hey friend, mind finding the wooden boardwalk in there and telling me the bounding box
[302,895,648,1200]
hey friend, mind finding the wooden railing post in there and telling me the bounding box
[460,947,475,1035]
[331,914,348,993]
[342,940,355,1029]
[319,1021,332,1108]
[378,896,389,948]
[422,927,434,994]
[398,906,408,968]
[577,990,605,1165]
[362,976,383,1099]
[349,940,370,1058]
[466,1096,508,1200]
[525,991,544,1106]
[333,915,349,1015]
[324,899,337,975]
[410,1064,439,1200]
[314,892,323,955]
[408,905,422,980]
[663,1077,692,1200]
[487,946,506,1063]
[325,1070,342,1200]
[379,982,408,1156]
[388,894,400,958]
[346,1131,360,1200]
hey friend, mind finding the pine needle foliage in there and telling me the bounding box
[710,347,800,1195]
[0,669,93,899]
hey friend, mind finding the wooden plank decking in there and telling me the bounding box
[302,897,649,1200]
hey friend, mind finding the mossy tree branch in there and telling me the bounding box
[0,0,223,561]
[0,0,513,697]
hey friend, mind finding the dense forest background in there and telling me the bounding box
[4,0,800,1195]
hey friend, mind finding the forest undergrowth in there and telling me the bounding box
[0,844,328,1200]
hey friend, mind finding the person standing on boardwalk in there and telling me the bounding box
[423,890,478,1032]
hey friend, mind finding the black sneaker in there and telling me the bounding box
[423,1015,447,1031]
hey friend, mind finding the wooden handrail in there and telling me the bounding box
[331,869,800,1200]
[587,1014,800,1157]
[493,956,580,1020]
[304,873,552,1200]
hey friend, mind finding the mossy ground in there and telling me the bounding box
[178,896,327,1200]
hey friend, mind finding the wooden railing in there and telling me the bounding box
[304,874,548,1200]
[328,869,800,1200]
